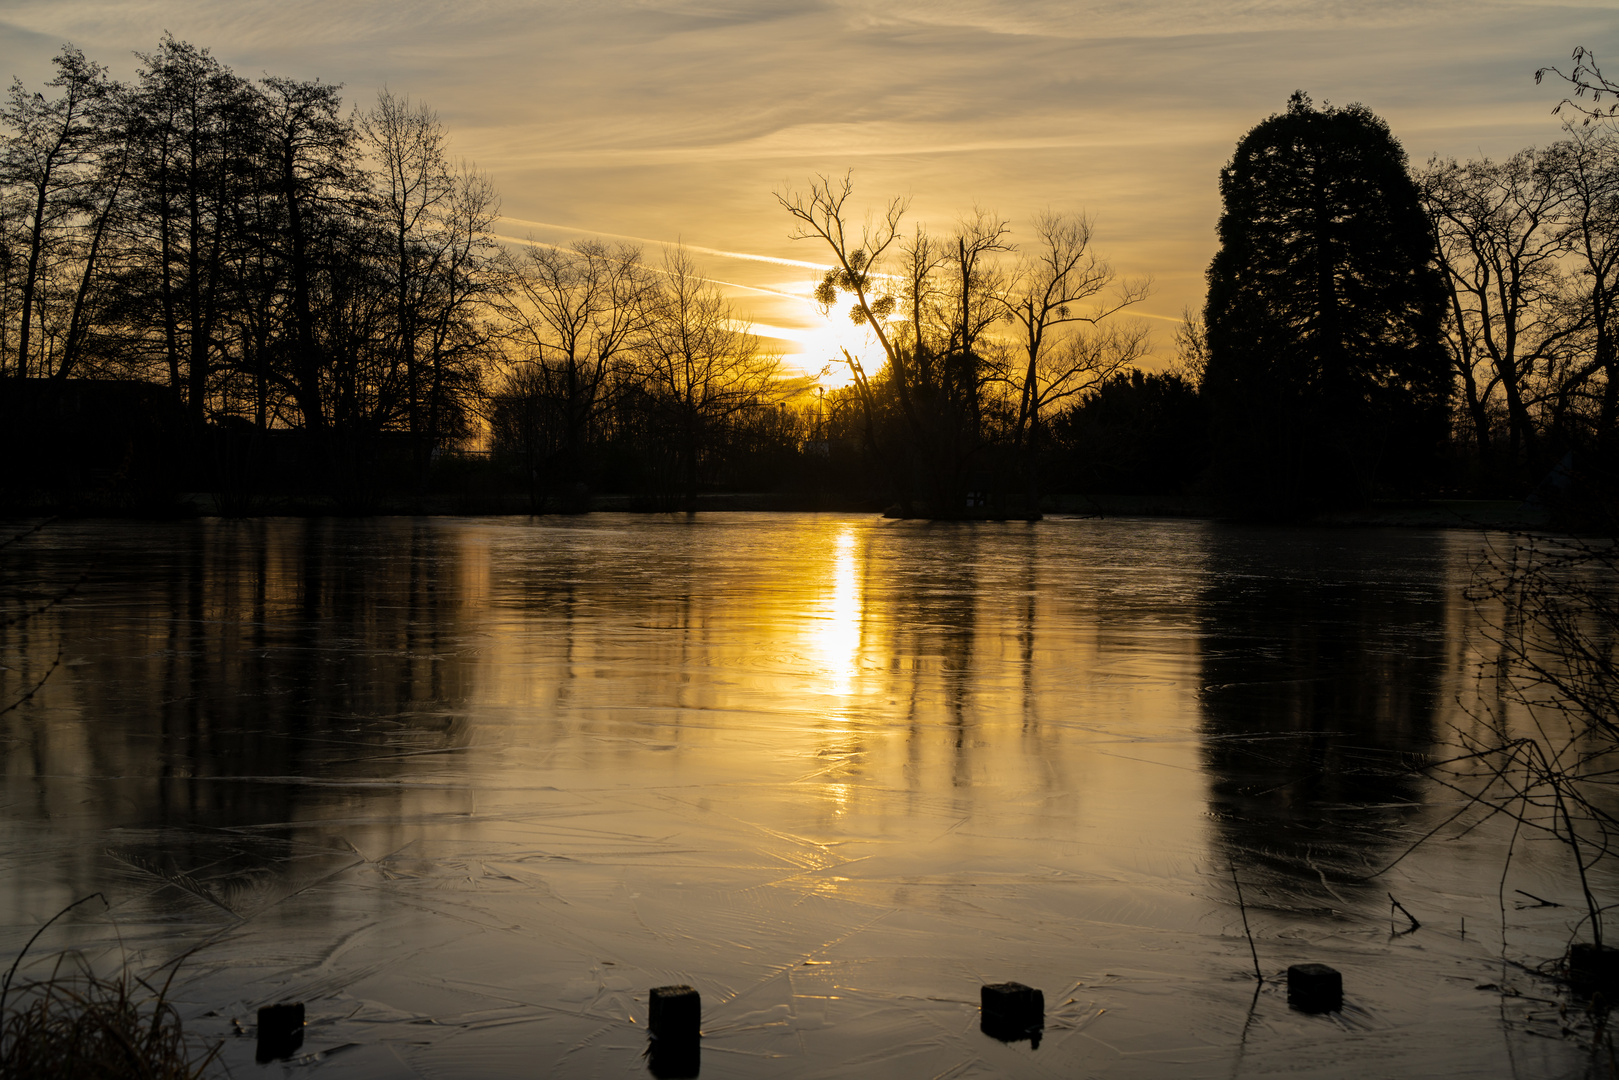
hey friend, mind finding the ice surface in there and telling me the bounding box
[0,515,1601,1077]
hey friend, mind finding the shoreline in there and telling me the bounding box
[0,494,1552,530]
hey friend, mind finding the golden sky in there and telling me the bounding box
[3,0,1613,379]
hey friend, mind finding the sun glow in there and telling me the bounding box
[757,293,885,389]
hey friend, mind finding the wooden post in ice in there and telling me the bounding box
[980,981,1044,1044]
[647,985,700,1079]
[649,985,701,1040]
[1286,963,1342,1013]
[255,1001,305,1062]
[1568,944,1619,996]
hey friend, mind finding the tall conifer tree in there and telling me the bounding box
[1204,92,1449,512]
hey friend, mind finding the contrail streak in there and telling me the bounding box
[490,233,814,303]
[498,215,829,271]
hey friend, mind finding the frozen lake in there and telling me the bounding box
[0,514,1600,1077]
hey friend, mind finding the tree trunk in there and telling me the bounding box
[15,178,52,378]
[282,144,323,432]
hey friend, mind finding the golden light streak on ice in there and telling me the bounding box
[806,526,863,699]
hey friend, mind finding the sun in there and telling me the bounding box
[771,301,885,390]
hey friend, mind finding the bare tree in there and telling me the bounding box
[780,176,1024,514]
[634,245,781,509]
[995,210,1151,511]
[116,38,264,424]
[1026,323,1149,415]
[1170,305,1209,390]
[493,238,654,509]
[359,89,453,445]
[780,174,932,507]
[1418,150,1580,477]
[779,174,912,420]
[47,131,127,385]
[876,215,1013,511]
[942,208,1012,361]
[1,46,114,379]
[1545,128,1619,447]
[1538,47,1619,127]
[925,213,1016,509]
[416,163,500,455]
[257,73,355,433]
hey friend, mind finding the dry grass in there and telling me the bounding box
[1,897,221,1080]
[0,961,220,1080]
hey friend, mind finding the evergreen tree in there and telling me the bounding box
[1204,92,1449,512]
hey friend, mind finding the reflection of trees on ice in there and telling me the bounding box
[1196,526,1445,902]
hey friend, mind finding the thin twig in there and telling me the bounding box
[1231,860,1262,982]
[1389,893,1421,933]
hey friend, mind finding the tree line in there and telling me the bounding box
[3,36,1614,519]
[0,37,788,511]
[1,39,498,438]
[784,58,1619,521]
[1419,127,1618,496]
[0,36,1163,516]
[1197,71,1619,521]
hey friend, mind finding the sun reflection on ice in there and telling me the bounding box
[826,781,850,820]
[808,527,863,697]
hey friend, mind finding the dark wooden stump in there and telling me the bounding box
[1287,963,1343,1013]
[1569,943,1619,996]
[980,981,1044,1045]
[649,985,701,1040]
[647,985,700,1076]
[255,1001,305,1062]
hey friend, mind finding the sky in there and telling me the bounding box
[2,0,1615,381]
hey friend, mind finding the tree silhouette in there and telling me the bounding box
[1416,148,1576,483]
[633,246,781,509]
[360,90,454,448]
[1537,47,1619,127]
[0,46,115,380]
[491,238,656,511]
[1545,128,1619,488]
[1204,92,1449,513]
[995,210,1150,514]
